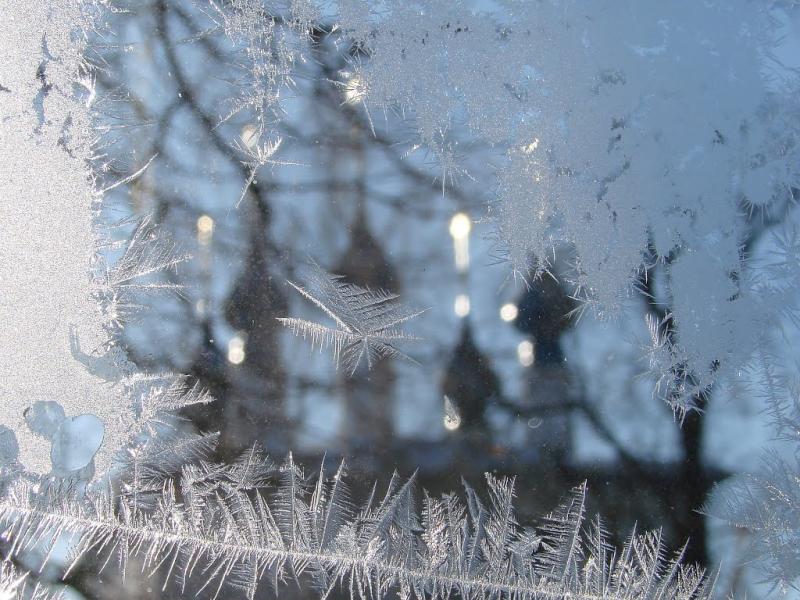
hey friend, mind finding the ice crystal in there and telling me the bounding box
[0,0,136,474]
[710,453,800,595]
[0,453,713,600]
[335,0,800,407]
[210,0,313,138]
[0,0,209,478]
[97,214,189,332]
[707,355,800,594]
[0,559,61,600]
[1,1,798,598]
[279,262,425,375]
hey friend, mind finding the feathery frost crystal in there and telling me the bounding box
[279,262,425,375]
[0,451,713,600]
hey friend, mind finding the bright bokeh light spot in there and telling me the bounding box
[454,294,470,318]
[227,335,246,365]
[500,303,518,322]
[197,215,214,245]
[197,215,214,233]
[449,212,472,240]
[449,213,472,272]
[517,340,535,367]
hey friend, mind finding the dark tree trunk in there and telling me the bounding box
[677,398,710,567]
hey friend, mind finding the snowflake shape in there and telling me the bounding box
[278,262,425,375]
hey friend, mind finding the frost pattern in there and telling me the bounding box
[0,559,61,600]
[0,0,132,474]
[1,0,798,597]
[707,351,800,593]
[335,0,800,410]
[0,0,208,477]
[209,0,318,139]
[98,214,189,332]
[711,454,800,595]
[0,452,713,600]
[279,262,424,375]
